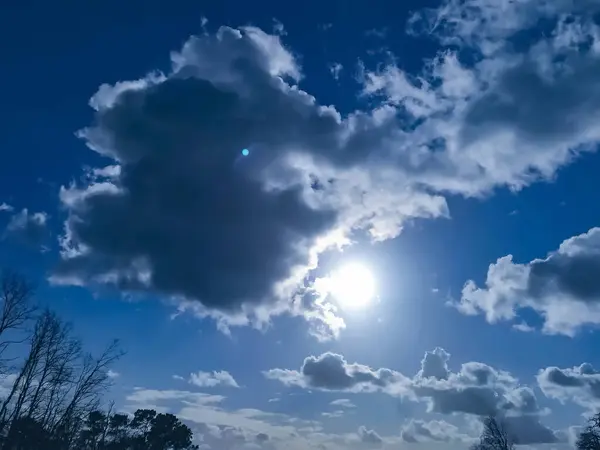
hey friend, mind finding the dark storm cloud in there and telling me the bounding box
[52,26,448,330]
[53,27,344,313]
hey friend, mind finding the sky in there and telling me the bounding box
[3,0,600,449]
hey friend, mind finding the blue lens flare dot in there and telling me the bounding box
[241,148,249,156]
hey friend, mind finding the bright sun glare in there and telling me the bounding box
[328,262,376,310]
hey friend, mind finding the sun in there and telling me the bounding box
[328,262,376,310]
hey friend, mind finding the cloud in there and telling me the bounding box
[52,25,448,339]
[0,203,13,212]
[125,388,224,413]
[52,0,600,338]
[357,426,382,445]
[456,227,600,335]
[329,399,355,408]
[538,363,600,409]
[412,352,559,445]
[189,371,240,388]
[0,374,18,399]
[125,387,381,450]
[4,208,49,250]
[400,419,473,443]
[266,348,558,445]
[107,369,120,379]
[364,0,600,199]
[329,63,343,81]
[263,352,410,395]
[408,0,600,55]
[502,415,559,445]
[321,410,344,419]
[417,347,450,380]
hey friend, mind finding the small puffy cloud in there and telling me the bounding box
[357,426,382,445]
[189,371,240,388]
[4,208,49,250]
[400,419,473,443]
[538,363,600,409]
[329,399,355,408]
[0,203,13,212]
[417,347,450,380]
[329,63,343,81]
[263,352,410,395]
[321,410,344,419]
[456,227,600,336]
[256,432,270,443]
[107,369,120,379]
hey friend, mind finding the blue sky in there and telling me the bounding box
[3,0,600,448]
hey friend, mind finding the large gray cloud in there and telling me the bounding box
[52,26,448,336]
[457,227,600,335]
[53,28,339,311]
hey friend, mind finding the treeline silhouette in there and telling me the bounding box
[0,271,198,450]
[471,407,600,450]
[577,413,600,450]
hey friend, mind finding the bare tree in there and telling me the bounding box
[0,310,84,449]
[0,271,129,449]
[471,416,515,450]
[52,339,123,447]
[0,271,36,368]
[26,313,80,422]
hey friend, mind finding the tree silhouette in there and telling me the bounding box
[0,271,198,449]
[577,413,600,450]
[471,416,515,450]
